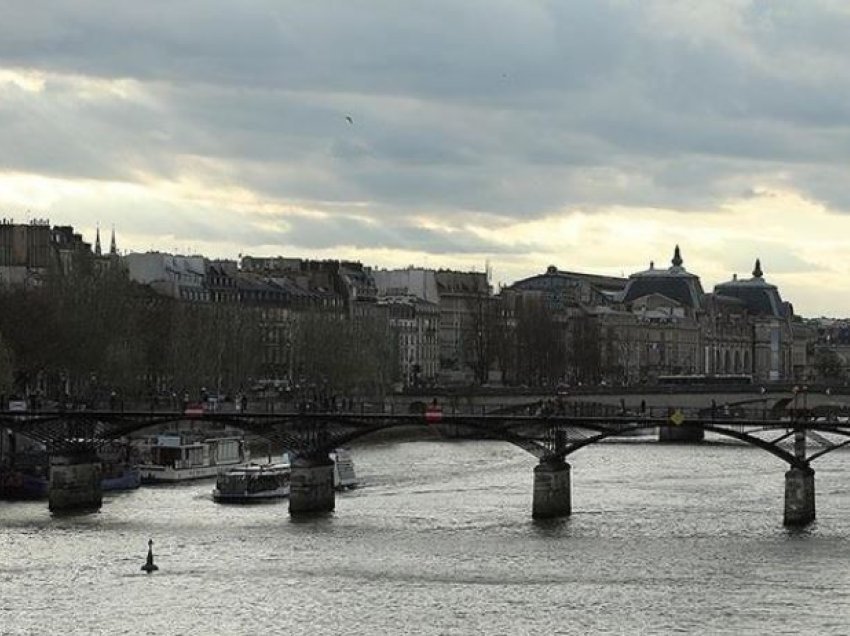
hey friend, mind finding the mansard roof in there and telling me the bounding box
[713,259,789,318]
[506,266,626,311]
[511,266,627,294]
[622,246,705,309]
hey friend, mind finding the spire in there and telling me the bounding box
[753,258,763,279]
[94,224,102,256]
[109,225,117,255]
[671,245,683,268]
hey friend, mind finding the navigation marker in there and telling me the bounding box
[141,539,159,573]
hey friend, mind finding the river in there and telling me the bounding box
[2,437,850,635]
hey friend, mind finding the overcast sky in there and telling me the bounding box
[2,1,850,315]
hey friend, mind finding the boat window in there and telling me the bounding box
[151,446,182,465]
[185,446,204,465]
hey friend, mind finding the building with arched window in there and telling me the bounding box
[502,246,803,385]
[713,259,794,381]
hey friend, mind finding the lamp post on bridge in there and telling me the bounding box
[791,385,808,461]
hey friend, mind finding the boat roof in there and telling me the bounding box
[224,463,290,473]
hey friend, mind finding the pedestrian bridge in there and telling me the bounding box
[1,403,847,527]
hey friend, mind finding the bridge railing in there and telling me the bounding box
[0,397,816,425]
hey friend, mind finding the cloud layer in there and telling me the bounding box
[2,1,850,314]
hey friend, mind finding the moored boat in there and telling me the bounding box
[0,465,49,499]
[102,465,142,490]
[138,434,248,483]
[0,443,141,499]
[99,441,142,491]
[331,448,358,489]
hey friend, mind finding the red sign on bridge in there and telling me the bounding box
[425,403,443,424]
[183,403,205,418]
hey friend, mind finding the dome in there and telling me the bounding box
[622,245,705,309]
[713,259,787,318]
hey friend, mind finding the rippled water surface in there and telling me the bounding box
[3,439,850,635]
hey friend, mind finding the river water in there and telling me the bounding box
[2,437,850,635]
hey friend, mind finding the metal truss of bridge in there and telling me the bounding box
[1,403,845,526]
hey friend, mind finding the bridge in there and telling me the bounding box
[2,401,848,527]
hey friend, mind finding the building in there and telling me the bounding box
[616,248,796,383]
[377,295,440,387]
[0,219,94,287]
[124,252,209,302]
[712,260,794,381]
[242,256,375,319]
[205,258,343,378]
[503,246,804,386]
[429,270,489,380]
[499,267,619,385]
[507,265,626,311]
[373,267,440,304]
[374,267,493,383]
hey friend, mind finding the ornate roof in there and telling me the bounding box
[622,245,705,309]
[713,259,788,318]
[506,266,627,310]
[509,266,626,293]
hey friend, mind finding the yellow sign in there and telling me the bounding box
[670,410,685,426]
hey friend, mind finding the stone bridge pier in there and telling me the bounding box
[784,467,815,526]
[49,450,102,513]
[532,458,571,519]
[289,454,335,516]
[784,428,815,527]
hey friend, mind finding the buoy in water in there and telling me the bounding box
[141,539,159,573]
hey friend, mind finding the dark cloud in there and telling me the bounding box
[2,0,850,246]
[270,214,518,254]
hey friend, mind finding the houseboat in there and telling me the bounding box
[0,440,141,499]
[138,434,248,483]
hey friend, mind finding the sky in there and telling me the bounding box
[2,1,850,316]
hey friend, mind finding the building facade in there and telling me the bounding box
[503,246,803,386]
[124,252,209,302]
[0,219,94,287]
[377,295,440,387]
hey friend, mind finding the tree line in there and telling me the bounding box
[461,293,604,389]
[0,258,622,405]
[0,261,399,406]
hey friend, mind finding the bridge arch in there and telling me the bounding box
[7,411,850,470]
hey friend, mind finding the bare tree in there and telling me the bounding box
[0,331,13,394]
[509,297,567,387]
[291,309,398,398]
[571,313,601,385]
[462,293,500,385]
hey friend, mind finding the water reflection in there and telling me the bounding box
[2,440,850,634]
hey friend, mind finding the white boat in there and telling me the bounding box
[212,449,357,502]
[138,434,248,483]
[331,449,358,489]
[213,462,291,502]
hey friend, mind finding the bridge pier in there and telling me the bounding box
[49,451,102,513]
[289,455,335,516]
[532,459,571,519]
[784,466,815,527]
